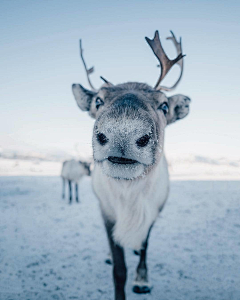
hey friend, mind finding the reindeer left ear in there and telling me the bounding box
[72,84,96,111]
[166,94,191,125]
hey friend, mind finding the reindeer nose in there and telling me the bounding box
[136,134,151,147]
[96,132,108,146]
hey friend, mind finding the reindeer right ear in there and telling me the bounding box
[72,84,96,111]
[166,94,191,125]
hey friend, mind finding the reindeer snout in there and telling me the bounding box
[93,106,156,166]
[96,132,151,148]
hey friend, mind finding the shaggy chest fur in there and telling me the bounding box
[92,155,169,250]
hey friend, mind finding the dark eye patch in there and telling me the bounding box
[158,102,169,115]
[95,97,104,110]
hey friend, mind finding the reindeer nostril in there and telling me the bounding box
[97,132,108,146]
[136,134,150,148]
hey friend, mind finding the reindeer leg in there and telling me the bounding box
[105,251,112,265]
[132,226,153,294]
[75,183,79,202]
[62,178,65,199]
[68,180,72,204]
[105,220,127,300]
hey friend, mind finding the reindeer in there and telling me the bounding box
[72,30,191,299]
[61,159,91,203]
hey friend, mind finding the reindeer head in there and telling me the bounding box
[79,161,91,176]
[72,31,191,180]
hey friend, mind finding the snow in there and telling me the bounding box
[1,154,240,180]
[0,158,62,176]
[0,176,240,300]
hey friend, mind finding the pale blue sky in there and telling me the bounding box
[0,0,240,158]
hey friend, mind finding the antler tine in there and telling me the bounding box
[145,30,185,91]
[159,31,184,91]
[167,31,182,61]
[79,39,97,92]
[100,76,109,84]
[100,76,114,87]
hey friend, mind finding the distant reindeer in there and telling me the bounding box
[61,159,91,203]
[72,30,191,299]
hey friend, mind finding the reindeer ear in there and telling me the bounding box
[166,94,191,125]
[72,84,96,111]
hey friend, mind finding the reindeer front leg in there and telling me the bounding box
[105,220,127,300]
[68,180,72,204]
[133,225,153,294]
[75,183,79,202]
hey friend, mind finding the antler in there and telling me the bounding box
[145,30,185,91]
[161,31,184,91]
[79,40,97,91]
[100,76,113,86]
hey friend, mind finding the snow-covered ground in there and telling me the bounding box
[1,154,239,180]
[0,176,239,300]
[0,158,62,176]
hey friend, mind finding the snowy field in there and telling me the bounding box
[0,176,240,300]
[1,155,240,180]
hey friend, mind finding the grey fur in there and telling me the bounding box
[72,29,191,299]
[72,81,191,299]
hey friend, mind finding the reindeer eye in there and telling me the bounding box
[95,97,104,110]
[158,102,169,115]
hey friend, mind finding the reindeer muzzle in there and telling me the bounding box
[108,156,138,165]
